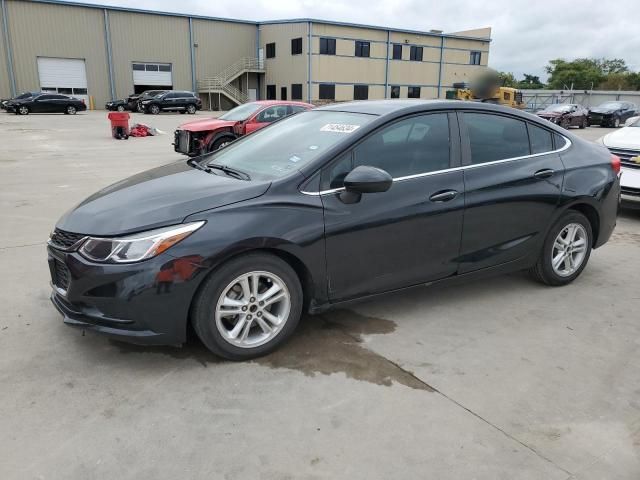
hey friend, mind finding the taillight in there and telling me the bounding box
[610,154,621,174]
[81,99,85,105]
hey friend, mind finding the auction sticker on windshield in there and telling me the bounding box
[320,124,361,133]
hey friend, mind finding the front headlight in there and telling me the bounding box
[79,221,205,263]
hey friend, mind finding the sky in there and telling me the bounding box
[74,0,640,81]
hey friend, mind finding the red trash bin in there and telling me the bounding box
[107,111,130,139]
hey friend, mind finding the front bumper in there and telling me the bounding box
[621,166,640,208]
[47,244,207,345]
[589,113,612,126]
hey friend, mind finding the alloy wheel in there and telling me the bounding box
[18,106,29,115]
[150,105,160,114]
[551,223,588,277]
[187,104,196,114]
[67,106,76,114]
[215,271,291,348]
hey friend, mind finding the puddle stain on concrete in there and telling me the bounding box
[256,310,433,391]
[112,309,431,391]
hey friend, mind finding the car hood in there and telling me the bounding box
[602,127,640,150]
[590,108,615,114]
[537,111,563,117]
[56,160,270,236]
[177,117,239,132]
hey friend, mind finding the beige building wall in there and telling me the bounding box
[5,0,111,105]
[192,19,256,79]
[259,22,308,100]
[108,10,192,99]
[0,4,10,99]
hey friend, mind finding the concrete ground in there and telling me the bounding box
[0,110,639,480]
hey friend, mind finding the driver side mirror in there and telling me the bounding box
[340,165,393,204]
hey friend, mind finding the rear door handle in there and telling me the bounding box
[533,169,555,179]
[429,190,458,202]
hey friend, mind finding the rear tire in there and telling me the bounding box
[65,105,77,115]
[186,104,197,114]
[529,211,592,286]
[192,253,303,360]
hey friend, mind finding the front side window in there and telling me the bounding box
[266,42,276,58]
[291,37,303,55]
[410,46,423,61]
[205,111,375,180]
[528,123,554,154]
[470,51,481,65]
[354,85,368,100]
[319,84,335,100]
[320,38,336,55]
[408,86,421,98]
[266,85,276,100]
[291,84,303,100]
[355,41,370,58]
[464,113,530,164]
[350,113,450,179]
[256,105,289,123]
[392,44,402,60]
[390,86,400,98]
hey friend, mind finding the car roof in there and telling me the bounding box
[250,100,313,107]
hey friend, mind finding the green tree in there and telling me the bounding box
[545,58,605,90]
[518,74,545,89]
[496,71,517,87]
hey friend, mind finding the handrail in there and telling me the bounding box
[196,57,262,104]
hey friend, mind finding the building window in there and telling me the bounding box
[354,84,369,100]
[291,83,303,100]
[320,37,336,55]
[132,63,145,71]
[392,44,402,60]
[159,65,171,72]
[470,51,482,65]
[409,46,423,61]
[319,84,335,100]
[146,64,159,71]
[355,41,370,58]
[266,42,276,59]
[291,37,303,55]
[408,86,421,98]
[281,86,287,100]
[266,84,276,100]
[390,85,400,98]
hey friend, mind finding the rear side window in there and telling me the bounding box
[528,123,554,154]
[464,113,530,164]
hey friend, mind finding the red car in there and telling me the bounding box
[174,100,313,156]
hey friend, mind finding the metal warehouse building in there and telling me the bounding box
[0,0,491,109]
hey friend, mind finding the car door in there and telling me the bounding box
[33,94,54,113]
[321,112,465,302]
[458,111,565,273]
[246,105,291,134]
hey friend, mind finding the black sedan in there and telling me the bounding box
[588,101,638,128]
[1,91,40,110]
[536,103,589,129]
[7,93,87,115]
[47,100,620,360]
[105,99,128,111]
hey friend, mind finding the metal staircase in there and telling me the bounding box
[197,57,264,106]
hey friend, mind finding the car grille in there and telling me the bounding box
[175,130,191,154]
[621,186,640,197]
[49,229,85,250]
[52,258,71,292]
[608,147,640,169]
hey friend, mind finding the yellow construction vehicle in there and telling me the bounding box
[446,71,526,109]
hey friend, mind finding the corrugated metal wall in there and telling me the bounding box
[6,0,110,106]
[0,2,11,98]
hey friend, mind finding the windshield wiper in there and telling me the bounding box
[187,158,212,173]
[208,163,251,181]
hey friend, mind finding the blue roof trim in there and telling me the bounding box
[29,0,491,42]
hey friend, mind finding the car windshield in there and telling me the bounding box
[204,110,376,180]
[17,92,35,99]
[598,102,623,109]
[544,105,573,112]
[219,103,264,121]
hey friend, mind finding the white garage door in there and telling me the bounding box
[132,63,172,88]
[37,57,89,104]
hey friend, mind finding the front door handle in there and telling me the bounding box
[533,168,555,179]
[429,190,458,202]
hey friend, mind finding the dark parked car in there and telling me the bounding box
[6,93,86,115]
[1,91,40,110]
[536,103,589,129]
[48,100,620,360]
[142,91,202,115]
[589,101,638,128]
[105,99,128,111]
[127,90,168,112]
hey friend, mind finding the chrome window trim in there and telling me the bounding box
[301,135,571,196]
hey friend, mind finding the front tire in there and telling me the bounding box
[579,117,587,129]
[613,117,621,128]
[192,253,303,360]
[208,135,234,152]
[116,105,125,112]
[148,104,160,115]
[529,211,592,286]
